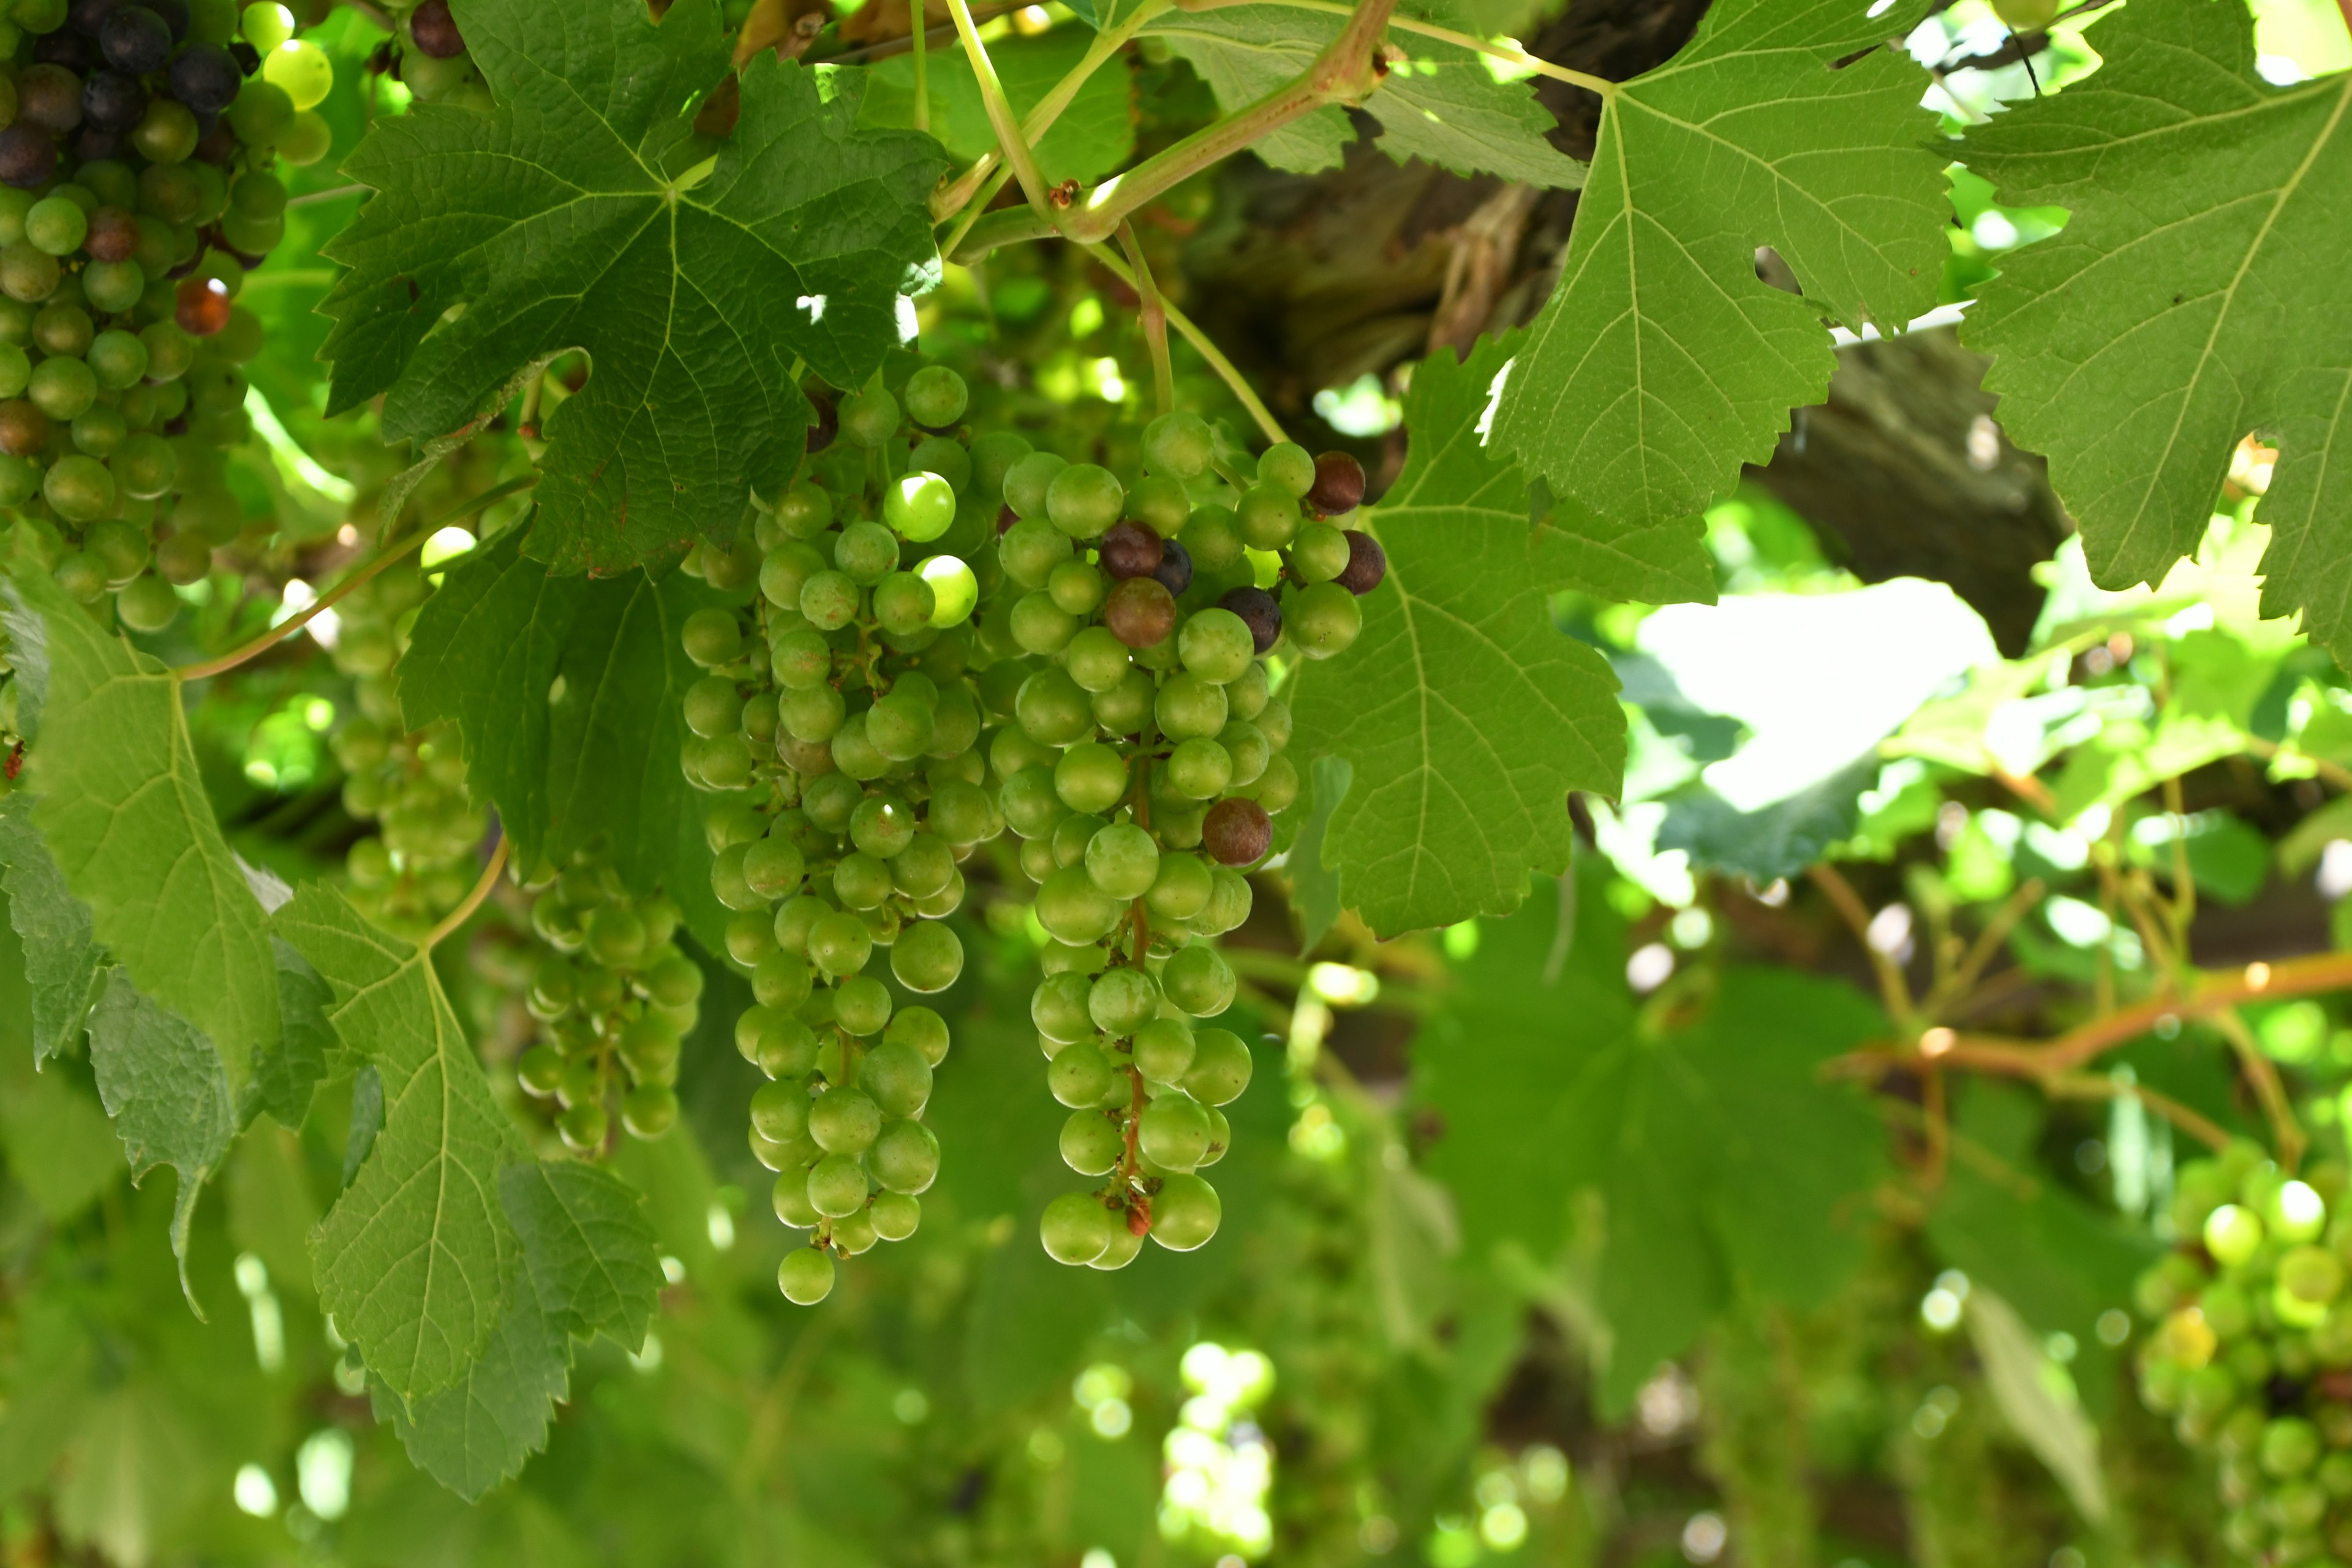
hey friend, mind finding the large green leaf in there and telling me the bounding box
[320,0,948,572]
[398,536,728,952]
[85,972,236,1296]
[862,28,1135,186]
[1958,0,2352,662]
[1417,870,1888,1415]
[0,794,100,1065]
[1144,5,1585,186]
[1,562,280,1088]
[281,884,523,1402]
[1488,0,1947,529]
[1288,334,1627,935]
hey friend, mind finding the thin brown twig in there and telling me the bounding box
[2211,1006,2305,1170]
[1807,864,1913,1025]
[2045,1071,2231,1152]
[1925,876,2043,1014]
[1117,221,1175,417]
[425,834,509,951]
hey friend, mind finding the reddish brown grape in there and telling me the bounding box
[0,401,51,457]
[410,0,466,57]
[0,126,56,190]
[1098,520,1163,580]
[18,66,85,133]
[1203,798,1271,866]
[1102,576,1175,649]
[176,276,230,336]
[1219,586,1281,654]
[1306,450,1366,516]
[85,206,138,263]
[1336,530,1387,595]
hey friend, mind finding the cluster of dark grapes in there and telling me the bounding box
[382,0,485,110]
[996,413,1380,1271]
[326,560,488,933]
[510,846,703,1153]
[678,367,996,1306]
[0,0,331,628]
[2136,1144,2352,1562]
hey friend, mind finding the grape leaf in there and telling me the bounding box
[380,1163,660,1499]
[281,883,523,1403]
[1,562,280,1088]
[861,28,1136,186]
[1288,334,1626,936]
[1488,0,1948,530]
[1418,869,1888,1415]
[1657,752,1878,880]
[0,1054,122,1226]
[1954,1,2352,664]
[1287,755,1353,954]
[247,937,340,1129]
[320,0,948,573]
[0,794,101,1065]
[1144,5,1585,186]
[85,971,235,1303]
[398,535,729,954]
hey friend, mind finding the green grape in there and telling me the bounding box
[1046,462,1123,539]
[1137,1095,1211,1172]
[778,1246,835,1304]
[1042,1191,1115,1265]
[1258,442,1316,497]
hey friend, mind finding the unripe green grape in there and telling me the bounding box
[1054,742,1126,816]
[1235,482,1302,551]
[682,607,744,666]
[1010,591,1079,655]
[702,535,763,594]
[810,1089,883,1156]
[518,1044,565,1098]
[88,330,148,391]
[116,575,180,633]
[842,386,900,446]
[1047,559,1105,616]
[587,905,649,968]
[2266,1417,2324,1477]
[872,1117,941,1193]
[1038,863,1123,944]
[560,1102,610,1153]
[807,910,874,979]
[867,570,934,638]
[83,261,146,317]
[1052,812,1106,870]
[889,836,955,898]
[752,952,815,1013]
[1156,673,1229,741]
[916,554,979,627]
[751,1080,812,1144]
[1088,965,1160,1035]
[1063,625,1131,693]
[885,472,957,542]
[833,851,894,911]
[23,197,83,258]
[1085,822,1159,900]
[760,1018,823,1082]
[967,429,1031,499]
[262,39,336,110]
[872,1191,922,1241]
[1139,1095,1212,1172]
[771,626,832,689]
[1182,1027,1253,1106]
[1046,462,1123,539]
[845,795,913,858]
[46,455,118,524]
[1258,442,1316,497]
[1145,851,1215,921]
[230,77,296,145]
[693,733,756,792]
[1286,580,1363,658]
[1181,505,1244,573]
[1033,970,1096,1044]
[1049,1040,1115,1108]
[28,356,95,422]
[618,1020,682,1087]
[1143,410,1213,478]
[1041,1191,1114,1265]
[1093,669,1156,735]
[834,519,900,584]
[910,435,972,492]
[1061,1109,1123,1175]
[1000,766,1065,840]
[1090,1225,1144,1272]
[1017,666,1094,745]
[799,569,862,630]
[1128,473,1190,537]
[829,712,891,780]
[2208,1204,2264,1268]
[828,974,889,1036]
[775,481,833,538]
[1247,752,1300,814]
[1133,1017,1196,1084]
[804,776,864,834]
[684,675,744,738]
[780,1245,838,1303]
[780,683,846,744]
[867,689,936,760]
[1150,1174,1221,1251]
[927,685,983,758]
[772,1171,821,1229]
[861,1039,933,1118]
[925,779,993,846]
[1000,516,1072,586]
[1291,522,1352,584]
[2282,1245,2344,1304]
[243,2,296,47]
[1165,737,1234,800]
[1178,609,1256,685]
[1005,450,1069,519]
[885,1005,951,1068]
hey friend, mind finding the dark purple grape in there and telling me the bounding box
[410,0,466,58]
[1306,450,1367,516]
[1098,520,1163,581]
[146,0,187,39]
[73,127,123,162]
[997,505,1017,536]
[35,29,92,68]
[1219,586,1281,654]
[1153,538,1193,597]
[1203,798,1272,866]
[100,6,170,72]
[805,389,836,452]
[19,67,85,133]
[1336,530,1387,595]
[167,43,241,113]
[0,126,58,192]
[81,70,147,132]
[86,206,138,263]
[67,0,121,35]
[227,40,258,75]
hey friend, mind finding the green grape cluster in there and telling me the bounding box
[511,846,703,1153]
[0,0,331,630]
[2136,1144,2352,1563]
[327,562,486,931]
[679,366,1001,1308]
[998,413,1379,1271]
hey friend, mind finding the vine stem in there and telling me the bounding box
[1806,864,1914,1027]
[426,832,510,951]
[2212,1006,2306,1169]
[911,0,931,132]
[1181,0,1616,97]
[1117,221,1175,417]
[941,0,1057,222]
[1082,241,1287,444]
[176,475,537,683]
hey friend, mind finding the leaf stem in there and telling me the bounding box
[1118,221,1175,417]
[939,165,1016,258]
[941,0,1058,222]
[426,832,510,952]
[1182,0,1617,97]
[1082,241,1287,443]
[175,475,537,684]
[912,0,931,132]
[1807,863,1913,1027]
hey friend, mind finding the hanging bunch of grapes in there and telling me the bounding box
[511,845,704,1154]
[2136,1145,2352,1562]
[0,0,333,627]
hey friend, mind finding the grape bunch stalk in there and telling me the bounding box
[990,410,1383,1272]
[0,0,334,626]
[512,845,704,1153]
[326,559,489,933]
[678,364,1003,1308]
[2136,1144,2352,1564]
